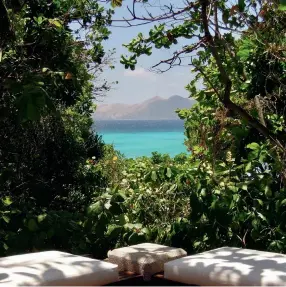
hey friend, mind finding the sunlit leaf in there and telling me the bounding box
[166,167,172,178]
[2,197,12,206]
[111,0,122,8]
[151,171,157,181]
[48,18,62,28]
[247,142,260,150]
[37,214,47,223]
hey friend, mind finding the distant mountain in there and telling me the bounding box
[94,96,195,120]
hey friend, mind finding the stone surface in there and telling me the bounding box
[107,243,187,280]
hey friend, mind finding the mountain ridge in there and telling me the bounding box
[94,95,195,120]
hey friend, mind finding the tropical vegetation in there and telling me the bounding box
[0,0,286,261]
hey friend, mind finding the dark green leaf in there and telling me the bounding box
[238,0,246,11]
[27,219,39,232]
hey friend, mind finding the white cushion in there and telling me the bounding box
[0,251,64,268]
[108,243,187,280]
[164,247,286,286]
[0,251,118,286]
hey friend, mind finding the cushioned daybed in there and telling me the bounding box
[164,246,286,286]
[0,251,118,286]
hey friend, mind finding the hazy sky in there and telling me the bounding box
[99,1,194,104]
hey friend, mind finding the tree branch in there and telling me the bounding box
[200,0,285,150]
[213,0,219,39]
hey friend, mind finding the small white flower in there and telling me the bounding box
[92,156,95,160]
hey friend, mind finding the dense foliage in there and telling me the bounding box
[107,0,286,252]
[0,0,112,256]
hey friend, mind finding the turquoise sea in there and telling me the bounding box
[95,120,187,158]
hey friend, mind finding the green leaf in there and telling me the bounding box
[257,212,267,222]
[117,214,126,225]
[222,10,230,23]
[106,225,122,239]
[278,4,286,10]
[87,202,103,215]
[48,19,62,28]
[241,184,248,191]
[151,171,158,182]
[247,142,260,150]
[280,199,286,206]
[255,199,264,206]
[27,219,39,231]
[2,197,12,206]
[37,214,47,223]
[237,39,256,61]
[2,215,10,223]
[265,186,272,198]
[245,162,252,172]
[166,167,172,178]
[111,0,122,8]
[238,0,246,11]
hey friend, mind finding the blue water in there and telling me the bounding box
[95,120,187,158]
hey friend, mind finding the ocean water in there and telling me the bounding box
[95,120,187,158]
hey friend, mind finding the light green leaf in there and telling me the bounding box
[241,184,248,191]
[166,167,172,178]
[48,19,62,28]
[247,142,260,150]
[257,212,267,222]
[245,162,252,172]
[151,171,158,182]
[111,0,122,8]
[280,199,286,206]
[2,197,12,206]
[256,199,264,206]
[37,214,47,223]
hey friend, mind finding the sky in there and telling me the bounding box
[99,0,194,104]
